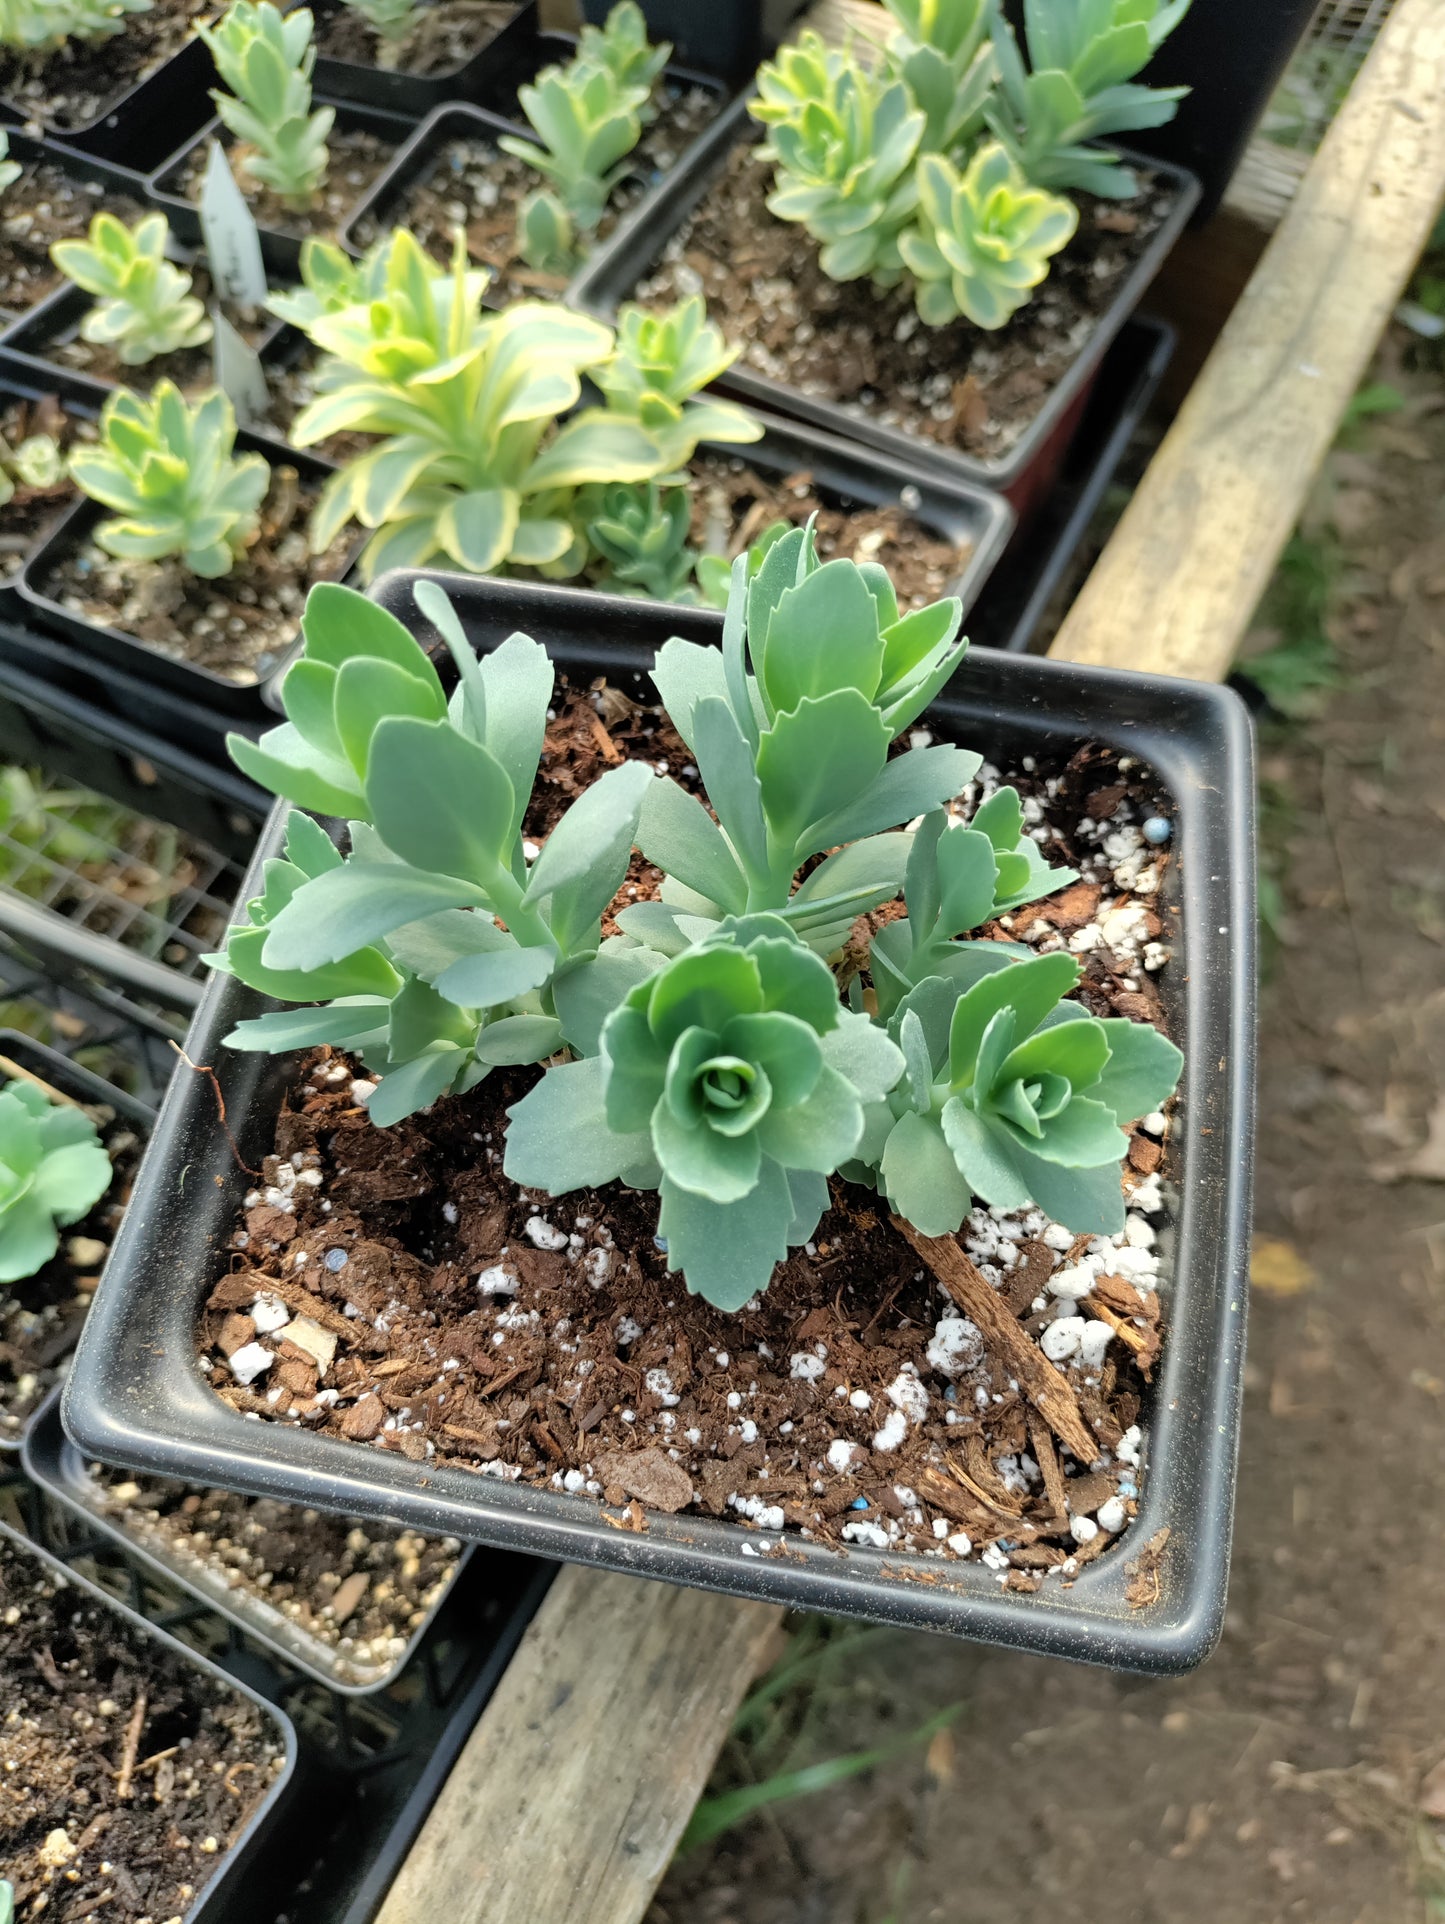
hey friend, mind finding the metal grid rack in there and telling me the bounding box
[1264,0,1398,153]
[0,944,182,1108]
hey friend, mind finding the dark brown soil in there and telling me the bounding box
[633,139,1177,466]
[0,1063,142,1444]
[198,684,1180,1580]
[24,264,268,396]
[0,392,88,586]
[162,124,397,244]
[313,0,521,76]
[646,347,1445,1924]
[685,451,975,611]
[40,464,356,686]
[79,1472,463,1683]
[0,158,146,319]
[0,1531,284,1924]
[348,82,721,306]
[0,0,211,132]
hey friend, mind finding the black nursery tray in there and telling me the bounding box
[311,0,539,121]
[0,33,216,170]
[65,572,1256,1673]
[0,132,149,326]
[567,91,1202,513]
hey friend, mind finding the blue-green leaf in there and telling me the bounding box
[365,717,515,885]
[261,864,486,970]
[504,1054,656,1191]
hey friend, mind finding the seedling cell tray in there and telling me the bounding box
[65,571,1256,1673]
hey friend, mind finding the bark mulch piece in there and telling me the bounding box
[633,141,1178,466]
[0,1532,284,1924]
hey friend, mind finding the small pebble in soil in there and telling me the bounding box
[1142,816,1173,845]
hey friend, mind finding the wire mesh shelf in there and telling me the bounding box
[1264,0,1398,154]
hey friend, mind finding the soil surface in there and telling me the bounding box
[0,392,88,586]
[0,1068,141,1443]
[347,82,721,306]
[633,139,1175,466]
[0,158,146,320]
[24,264,268,395]
[313,0,521,76]
[78,1472,462,1683]
[0,0,210,131]
[199,683,1181,1580]
[162,124,397,244]
[0,1531,285,1923]
[646,352,1445,1923]
[39,464,356,686]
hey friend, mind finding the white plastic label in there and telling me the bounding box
[199,140,268,314]
[213,310,271,429]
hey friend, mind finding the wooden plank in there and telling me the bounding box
[1048,0,1445,685]
[376,1567,782,1924]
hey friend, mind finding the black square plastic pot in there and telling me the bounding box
[0,132,149,331]
[147,99,413,281]
[0,36,217,171]
[567,91,1202,523]
[470,21,731,123]
[64,572,1256,1672]
[310,0,539,121]
[578,0,773,79]
[0,1519,298,1923]
[17,440,360,723]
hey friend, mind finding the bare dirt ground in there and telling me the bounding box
[648,351,1445,1924]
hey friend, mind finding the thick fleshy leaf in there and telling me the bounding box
[0,1193,59,1284]
[1018,1094,1128,1168]
[552,945,665,1057]
[228,724,365,819]
[652,1097,762,1202]
[939,1097,1033,1212]
[933,825,1000,939]
[434,945,557,1009]
[223,1001,394,1053]
[649,637,729,756]
[504,1054,656,1192]
[785,1166,829,1246]
[366,1048,464,1126]
[947,951,1080,1087]
[333,655,448,780]
[818,1008,906,1105]
[879,1108,975,1237]
[600,1004,671,1133]
[637,777,747,915]
[284,811,343,878]
[611,901,695,956]
[760,560,884,715]
[898,1008,933,1112]
[472,1014,564,1064]
[693,696,770,881]
[755,689,890,854]
[646,945,762,1045]
[657,1157,796,1310]
[522,760,653,948]
[1000,1018,1111,1095]
[809,744,980,851]
[745,936,840,1034]
[1004,1141,1126,1236]
[753,1063,862,1173]
[30,1138,112,1224]
[1088,1018,1184,1125]
[365,717,514,885]
[300,581,430,677]
[477,632,553,845]
[261,864,485,971]
[386,910,514,984]
[225,925,403,1002]
[719,1010,823,1108]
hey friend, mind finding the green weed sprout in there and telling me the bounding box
[899,144,1077,327]
[51,211,212,366]
[215,579,656,1125]
[0,1080,111,1286]
[987,0,1192,198]
[0,132,20,194]
[68,383,270,579]
[750,30,924,284]
[198,1,334,209]
[0,0,148,51]
[880,0,998,152]
[0,425,63,508]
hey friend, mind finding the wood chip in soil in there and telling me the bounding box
[198,686,1183,1588]
[0,1084,141,1441]
[348,81,721,307]
[0,392,88,585]
[633,139,1177,465]
[79,1471,463,1683]
[0,0,212,130]
[0,1532,285,1924]
[0,158,146,319]
[37,464,357,686]
[313,0,521,76]
[161,124,397,243]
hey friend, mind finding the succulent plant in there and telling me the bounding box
[68,383,270,579]
[216,580,659,1124]
[750,31,925,285]
[582,480,697,602]
[860,950,1182,1236]
[0,0,149,50]
[577,0,670,107]
[266,234,369,330]
[880,0,999,152]
[986,0,1192,199]
[594,296,762,468]
[198,1,334,208]
[343,0,417,42]
[0,425,63,508]
[0,132,20,195]
[898,144,1078,328]
[51,211,212,367]
[289,231,739,583]
[0,1079,112,1286]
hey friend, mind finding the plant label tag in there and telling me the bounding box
[213,311,271,429]
[199,140,268,313]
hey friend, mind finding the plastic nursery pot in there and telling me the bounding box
[146,99,414,281]
[0,370,88,626]
[0,1518,298,1924]
[0,1032,154,1456]
[22,1389,478,1694]
[0,34,217,171]
[471,20,731,121]
[567,91,1203,519]
[64,570,1256,1672]
[968,315,1176,657]
[310,0,540,121]
[337,63,729,273]
[0,131,149,327]
[17,440,362,724]
[578,0,771,81]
